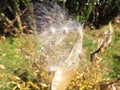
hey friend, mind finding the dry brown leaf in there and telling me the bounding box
[8,74,20,81]
[0,73,4,78]
[28,81,40,90]
[40,82,48,87]
[0,64,6,69]
[12,86,18,90]
[0,53,6,57]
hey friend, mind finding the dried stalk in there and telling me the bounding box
[2,9,27,33]
[90,22,113,62]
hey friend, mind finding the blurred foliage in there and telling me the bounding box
[65,0,94,22]
[65,0,120,28]
[0,0,120,36]
[0,0,32,36]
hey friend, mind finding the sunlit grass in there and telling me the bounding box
[68,25,120,90]
[0,25,120,89]
[0,35,35,89]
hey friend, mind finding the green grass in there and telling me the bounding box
[105,30,120,80]
[91,25,120,80]
[83,27,120,80]
[0,35,35,89]
[0,25,120,89]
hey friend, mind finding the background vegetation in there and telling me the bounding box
[0,0,120,36]
[0,0,120,90]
